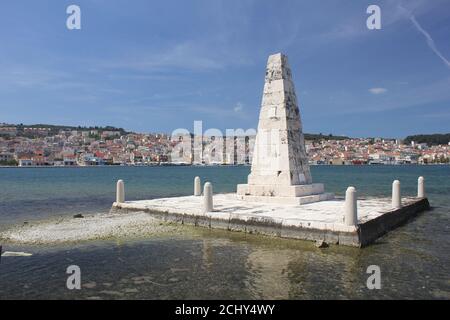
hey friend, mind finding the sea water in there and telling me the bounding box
[0,165,449,299]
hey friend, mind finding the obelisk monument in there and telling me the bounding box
[237,53,333,204]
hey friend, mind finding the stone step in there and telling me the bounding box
[237,192,335,205]
[237,183,326,197]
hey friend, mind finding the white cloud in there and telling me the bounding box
[99,39,254,74]
[101,43,224,72]
[369,88,388,94]
[331,77,450,115]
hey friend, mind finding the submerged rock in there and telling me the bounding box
[2,251,33,257]
[73,214,84,219]
[315,240,329,248]
[82,282,97,289]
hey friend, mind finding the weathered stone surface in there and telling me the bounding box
[418,176,425,198]
[116,180,125,204]
[194,176,201,196]
[111,194,430,247]
[392,180,401,209]
[236,192,334,205]
[250,53,311,186]
[203,182,213,213]
[237,52,333,204]
[344,186,357,226]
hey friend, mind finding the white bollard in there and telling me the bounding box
[203,182,213,213]
[392,180,401,209]
[194,176,201,196]
[418,176,425,198]
[344,186,358,226]
[116,179,125,203]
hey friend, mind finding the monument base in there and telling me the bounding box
[236,183,334,205]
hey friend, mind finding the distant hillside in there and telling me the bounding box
[13,124,130,136]
[404,133,450,146]
[2,123,351,141]
[304,133,349,141]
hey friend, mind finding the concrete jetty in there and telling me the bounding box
[110,53,430,247]
[111,192,430,247]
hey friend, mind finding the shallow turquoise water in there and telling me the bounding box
[0,165,449,299]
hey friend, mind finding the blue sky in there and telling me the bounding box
[0,0,449,138]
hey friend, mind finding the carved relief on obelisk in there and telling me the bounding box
[237,53,333,205]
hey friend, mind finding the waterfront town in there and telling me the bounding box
[0,123,449,167]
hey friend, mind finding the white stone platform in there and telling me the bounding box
[111,194,430,247]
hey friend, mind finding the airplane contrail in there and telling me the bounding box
[409,14,450,69]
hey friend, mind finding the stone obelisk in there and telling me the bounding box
[237,53,333,205]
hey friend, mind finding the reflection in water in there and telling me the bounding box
[0,223,449,299]
[245,244,367,299]
[246,248,292,299]
[196,231,375,299]
[201,240,214,271]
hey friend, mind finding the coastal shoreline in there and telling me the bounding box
[0,211,182,245]
[1,163,448,169]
